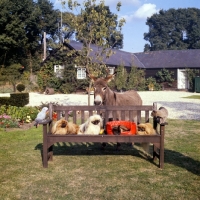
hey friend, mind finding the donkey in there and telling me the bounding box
[88,73,143,121]
[88,72,143,149]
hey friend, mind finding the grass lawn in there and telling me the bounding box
[183,95,200,99]
[0,119,199,200]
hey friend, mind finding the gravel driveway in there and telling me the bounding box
[1,91,200,120]
[138,91,200,120]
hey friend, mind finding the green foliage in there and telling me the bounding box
[0,93,29,107]
[0,0,59,70]
[16,83,25,92]
[185,68,200,91]
[155,68,174,87]
[60,64,89,93]
[0,114,19,128]
[114,65,127,91]
[65,0,125,72]
[144,8,200,51]
[0,97,11,106]
[0,63,25,92]
[80,4,124,49]
[126,66,145,91]
[10,93,29,107]
[46,77,62,91]
[108,66,146,91]
[0,104,38,124]
[37,63,56,91]
[145,77,162,91]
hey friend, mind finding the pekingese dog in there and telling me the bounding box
[137,123,156,135]
[78,114,103,135]
[51,118,79,135]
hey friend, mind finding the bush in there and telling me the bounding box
[145,77,162,91]
[10,93,29,107]
[0,93,29,107]
[16,83,25,92]
[155,68,174,87]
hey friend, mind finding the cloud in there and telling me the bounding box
[134,3,159,19]
[104,0,141,7]
[121,3,159,22]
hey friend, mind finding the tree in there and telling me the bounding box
[0,64,25,92]
[61,12,76,42]
[0,0,33,65]
[61,0,125,104]
[126,66,145,91]
[114,65,127,92]
[78,4,124,49]
[144,8,200,51]
[0,0,59,70]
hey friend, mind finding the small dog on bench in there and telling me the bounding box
[137,123,156,135]
[51,118,79,135]
[78,114,103,135]
[136,123,156,154]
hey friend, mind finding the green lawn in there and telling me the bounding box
[0,119,199,200]
[183,95,200,99]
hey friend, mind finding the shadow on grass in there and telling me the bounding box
[35,142,200,175]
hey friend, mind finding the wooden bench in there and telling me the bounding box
[40,103,166,168]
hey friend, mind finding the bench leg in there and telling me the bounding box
[43,145,48,168]
[159,125,165,169]
[43,124,48,168]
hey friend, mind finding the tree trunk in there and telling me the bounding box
[87,81,93,106]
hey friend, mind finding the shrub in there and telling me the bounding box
[155,68,174,87]
[16,83,25,92]
[145,77,162,91]
[10,93,29,107]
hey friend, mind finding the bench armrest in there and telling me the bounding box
[38,119,52,125]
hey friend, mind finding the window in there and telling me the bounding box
[54,65,64,78]
[77,68,86,79]
[108,67,115,74]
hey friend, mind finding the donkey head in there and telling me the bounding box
[87,73,115,105]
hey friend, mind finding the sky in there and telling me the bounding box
[50,0,200,53]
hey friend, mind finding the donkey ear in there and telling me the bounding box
[87,72,98,82]
[105,74,115,83]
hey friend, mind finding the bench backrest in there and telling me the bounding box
[48,103,157,126]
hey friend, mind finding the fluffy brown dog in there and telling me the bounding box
[51,118,79,135]
[137,123,156,135]
[137,123,156,153]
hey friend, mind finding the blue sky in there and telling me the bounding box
[50,0,200,53]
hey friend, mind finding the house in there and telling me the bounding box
[134,50,200,90]
[67,41,200,90]
[45,40,200,90]
[63,40,145,79]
